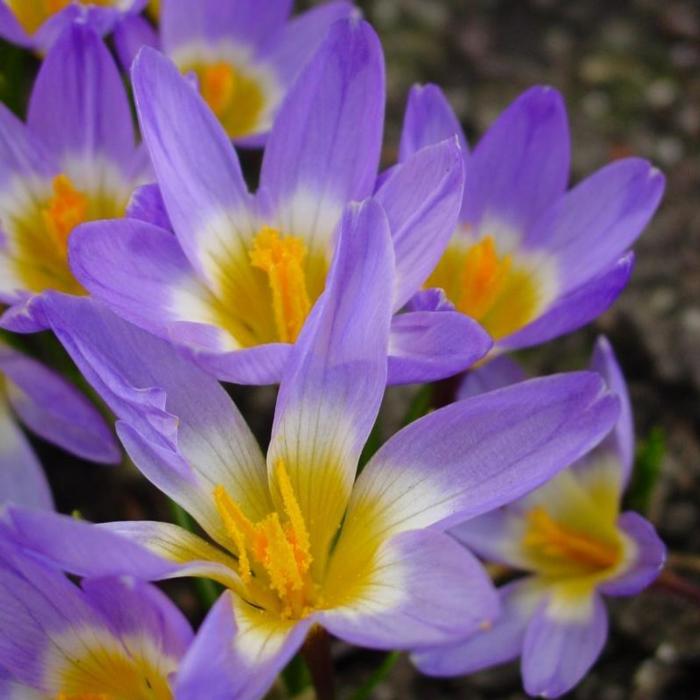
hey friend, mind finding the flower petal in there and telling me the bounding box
[0,5,29,45]
[113,13,159,70]
[376,138,465,308]
[260,17,384,256]
[412,578,544,676]
[27,23,135,175]
[457,355,527,400]
[321,529,498,650]
[522,591,608,698]
[126,183,173,230]
[268,199,394,568]
[0,343,119,464]
[176,592,313,700]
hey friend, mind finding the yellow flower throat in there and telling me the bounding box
[9,0,113,34]
[43,174,89,257]
[214,460,317,619]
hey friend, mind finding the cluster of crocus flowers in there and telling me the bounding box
[4,196,620,698]
[69,17,491,385]
[0,22,149,332]
[414,338,666,697]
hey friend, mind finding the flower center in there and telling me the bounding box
[214,460,317,619]
[192,60,266,138]
[523,506,621,575]
[249,226,311,344]
[426,234,541,341]
[9,0,113,34]
[42,174,89,257]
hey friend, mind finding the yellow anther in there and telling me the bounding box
[201,62,237,117]
[55,694,110,700]
[249,227,311,343]
[523,507,620,571]
[458,235,512,320]
[42,174,89,256]
[213,485,255,584]
[275,459,312,572]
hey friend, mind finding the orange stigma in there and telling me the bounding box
[42,174,89,256]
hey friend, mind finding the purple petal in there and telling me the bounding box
[0,344,119,464]
[132,46,255,284]
[590,336,635,484]
[399,83,469,162]
[0,401,53,510]
[268,199,394,565]
[601,512,666,596]
[522,592,608,698]
[0,5,30,46]
[113,13,159,70]
[176,592,313,700]
[376,138,465,308]
[464,86,570,236]
[126,183,173,231]
[28,23,135,174]
[457,355,528,400]
[502,253,634,351]
[322,529,498,650]
[412,578,543,676]
[530,158,664,291]
[260,17,384,256]
[387,307,491,385]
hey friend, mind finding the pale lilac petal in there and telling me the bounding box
[0,344,119,464]
[601,512,666,596]
[502,254,634,351]
[321,529,498,650]
[268,199,394,565]
[412,578,543,676]
[176,592,313,700]
[114,13,159,70]
[0,5,30,45]
[376,138,465,308]
[126,183,173,230]
[457,355,527,400]
[399,83,469,162]
[522,592,608,698]
[0,297,49,333]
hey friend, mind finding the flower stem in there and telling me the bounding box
[301,626,335,700]
[652,568,700,607]
[349,651,401,700]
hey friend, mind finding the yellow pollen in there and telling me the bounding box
[249,227,311,343]
[55,694,110,700]
[41,174,89,256]
[458,236,512,319]
[201,62,237,117]
[9,0,112,35]
[213,460,315,618]
[523,507,620,572]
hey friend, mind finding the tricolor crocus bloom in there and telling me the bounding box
[414,338,666,698]
[0,340,119,510]
[0,23,149,333]
[0,537,193,699]
[114,0,353,145]
[69,18,489,385]
[398,83,665,351]
[0,0,146,52]
[13,198,619,700]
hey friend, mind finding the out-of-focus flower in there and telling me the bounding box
[0,340,119,509]
[0,0,146,52]
[0,22,149,333]
[7,199,619,700]
[414,338,666,698]
[399,84,665,352]
[115,0,354,145]
[70,18,491,385]
[0,536,192,699]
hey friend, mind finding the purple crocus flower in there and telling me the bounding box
[114,0,354,146]
[0,536,192,698]
[413,337,666,698]
[68,17,490,385]
[398,84,665,352]
[8,197,619,700]
[0,340,119,510]
[0,0,146,52]
[0,22,150,333]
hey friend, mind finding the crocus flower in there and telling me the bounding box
[9,198,619,700]
[69,17,489,385]
[0,22,149,333]
[0,340,119,510]
[413,338,666,698]
[0,0,146,52]
[398,83,665,352]
[0,536,193,699]
[114,0,353,145]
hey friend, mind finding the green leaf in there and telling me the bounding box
[627,426,665,514]
[349,651,401,700]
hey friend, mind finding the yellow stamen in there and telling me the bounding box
[55,694,110,700]
[523,506,620,571]
[201,62,237,118]
[213,460,315,618]
[41,174,89,256]
[249,227,311,343]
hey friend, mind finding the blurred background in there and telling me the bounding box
[1,0,699,697]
